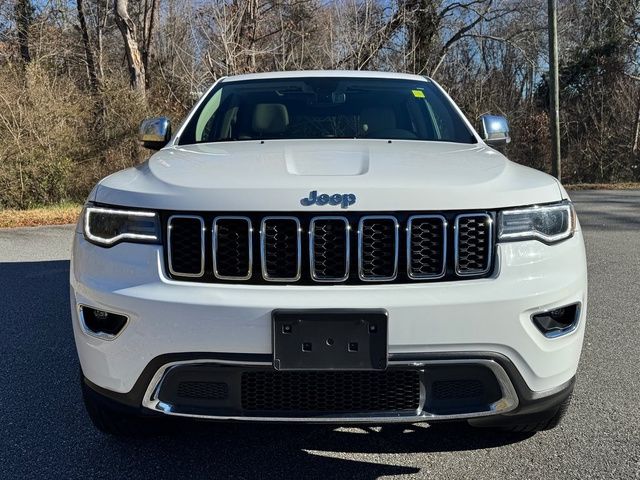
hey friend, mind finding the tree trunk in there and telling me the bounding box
[141,0,160,88]
[97,0,107,80]
[77,0,100,95]
[410,0,439,75]
[633,88,640,154]
[336,1,410,70]
[113,0,146,94]
[15,0,33,64]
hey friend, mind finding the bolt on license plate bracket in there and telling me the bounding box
[272,309,388,371]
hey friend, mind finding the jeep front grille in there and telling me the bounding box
[212,217,252,280]
[455,214,493,276]
[261,217,301,281]
[310,217,350,281]
[358,216,399,281]
[407,215,447,279]
[163,212,495,284]
[167,215,205,277]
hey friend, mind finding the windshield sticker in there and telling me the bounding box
[412,89,425,98]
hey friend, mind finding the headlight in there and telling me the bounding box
[83,205,160,247]
[498,201,576,244]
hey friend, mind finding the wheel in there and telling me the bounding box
[471,393,573,433]
[81,375,169,437]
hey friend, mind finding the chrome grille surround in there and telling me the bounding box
[212,216,253,281]
[309,216,350,282]
[406,214,447,280]
[260,216,302,282]
[167,214,205,278]
[454,213,494,277]
[164,211,494,284]
[358,215,399,282]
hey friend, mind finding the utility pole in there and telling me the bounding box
[548,0,561,180]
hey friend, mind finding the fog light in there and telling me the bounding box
[532,303,580,338]
[79,305,128,340]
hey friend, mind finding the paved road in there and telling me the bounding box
[1,191,639,479]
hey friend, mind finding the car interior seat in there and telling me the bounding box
[360,106,397,136]
[251,103,289,138]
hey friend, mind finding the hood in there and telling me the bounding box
[94,140,563,211]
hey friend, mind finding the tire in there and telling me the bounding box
[472,393,573,434]
[81,375,169,437]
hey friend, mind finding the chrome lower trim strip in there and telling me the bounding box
[141,358,519,422]
[167,215,205,278]
[309,216,350,282]
[212,216,253,281]
[454,213,494,277]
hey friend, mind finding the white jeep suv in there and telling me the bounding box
[71,71,587,436]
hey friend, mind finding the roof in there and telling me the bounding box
[219,70,430,83]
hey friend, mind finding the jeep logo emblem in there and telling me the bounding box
[300,190,356,209]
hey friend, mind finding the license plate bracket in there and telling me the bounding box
[272,310,388,371]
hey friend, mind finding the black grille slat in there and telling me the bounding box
[359,217,398,281]
[408,216,446,279]
[455,214,492,275]
[168,216,204,277]
[241,371,420,412]
[214,217,252,279]
[310,218,349,281]
[262,218,300,280]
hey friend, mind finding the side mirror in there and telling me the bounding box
[139,117,171,150]
[479,114,510,148]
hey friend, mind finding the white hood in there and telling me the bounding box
[94,139,563,211]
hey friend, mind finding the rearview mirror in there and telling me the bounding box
[479,114,510,148]
[139,117,171,150]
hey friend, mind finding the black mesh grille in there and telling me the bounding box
[311,218,349,280]
[168,216,203,276]
[456,215,492,275]
[177,381,229,400]
[241,370,420,412]
[432,379,484,400]
[408,216,446,278]
[360,217,397,279]
[214,218,251,279]
[262,218,299,280]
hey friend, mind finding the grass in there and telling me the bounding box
[0,202,82,229]
[565,182,640,190]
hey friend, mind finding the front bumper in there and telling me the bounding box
[71,228,587,420]
[81,352,575,424]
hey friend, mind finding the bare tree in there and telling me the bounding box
[77,0,100,95]
[113,0,146,93]
[14,0,32,63]
[632,91,640,153]
[1,0,640,210]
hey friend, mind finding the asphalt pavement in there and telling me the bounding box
[0,190,639,479]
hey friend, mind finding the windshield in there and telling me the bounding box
[178,77,477,145]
